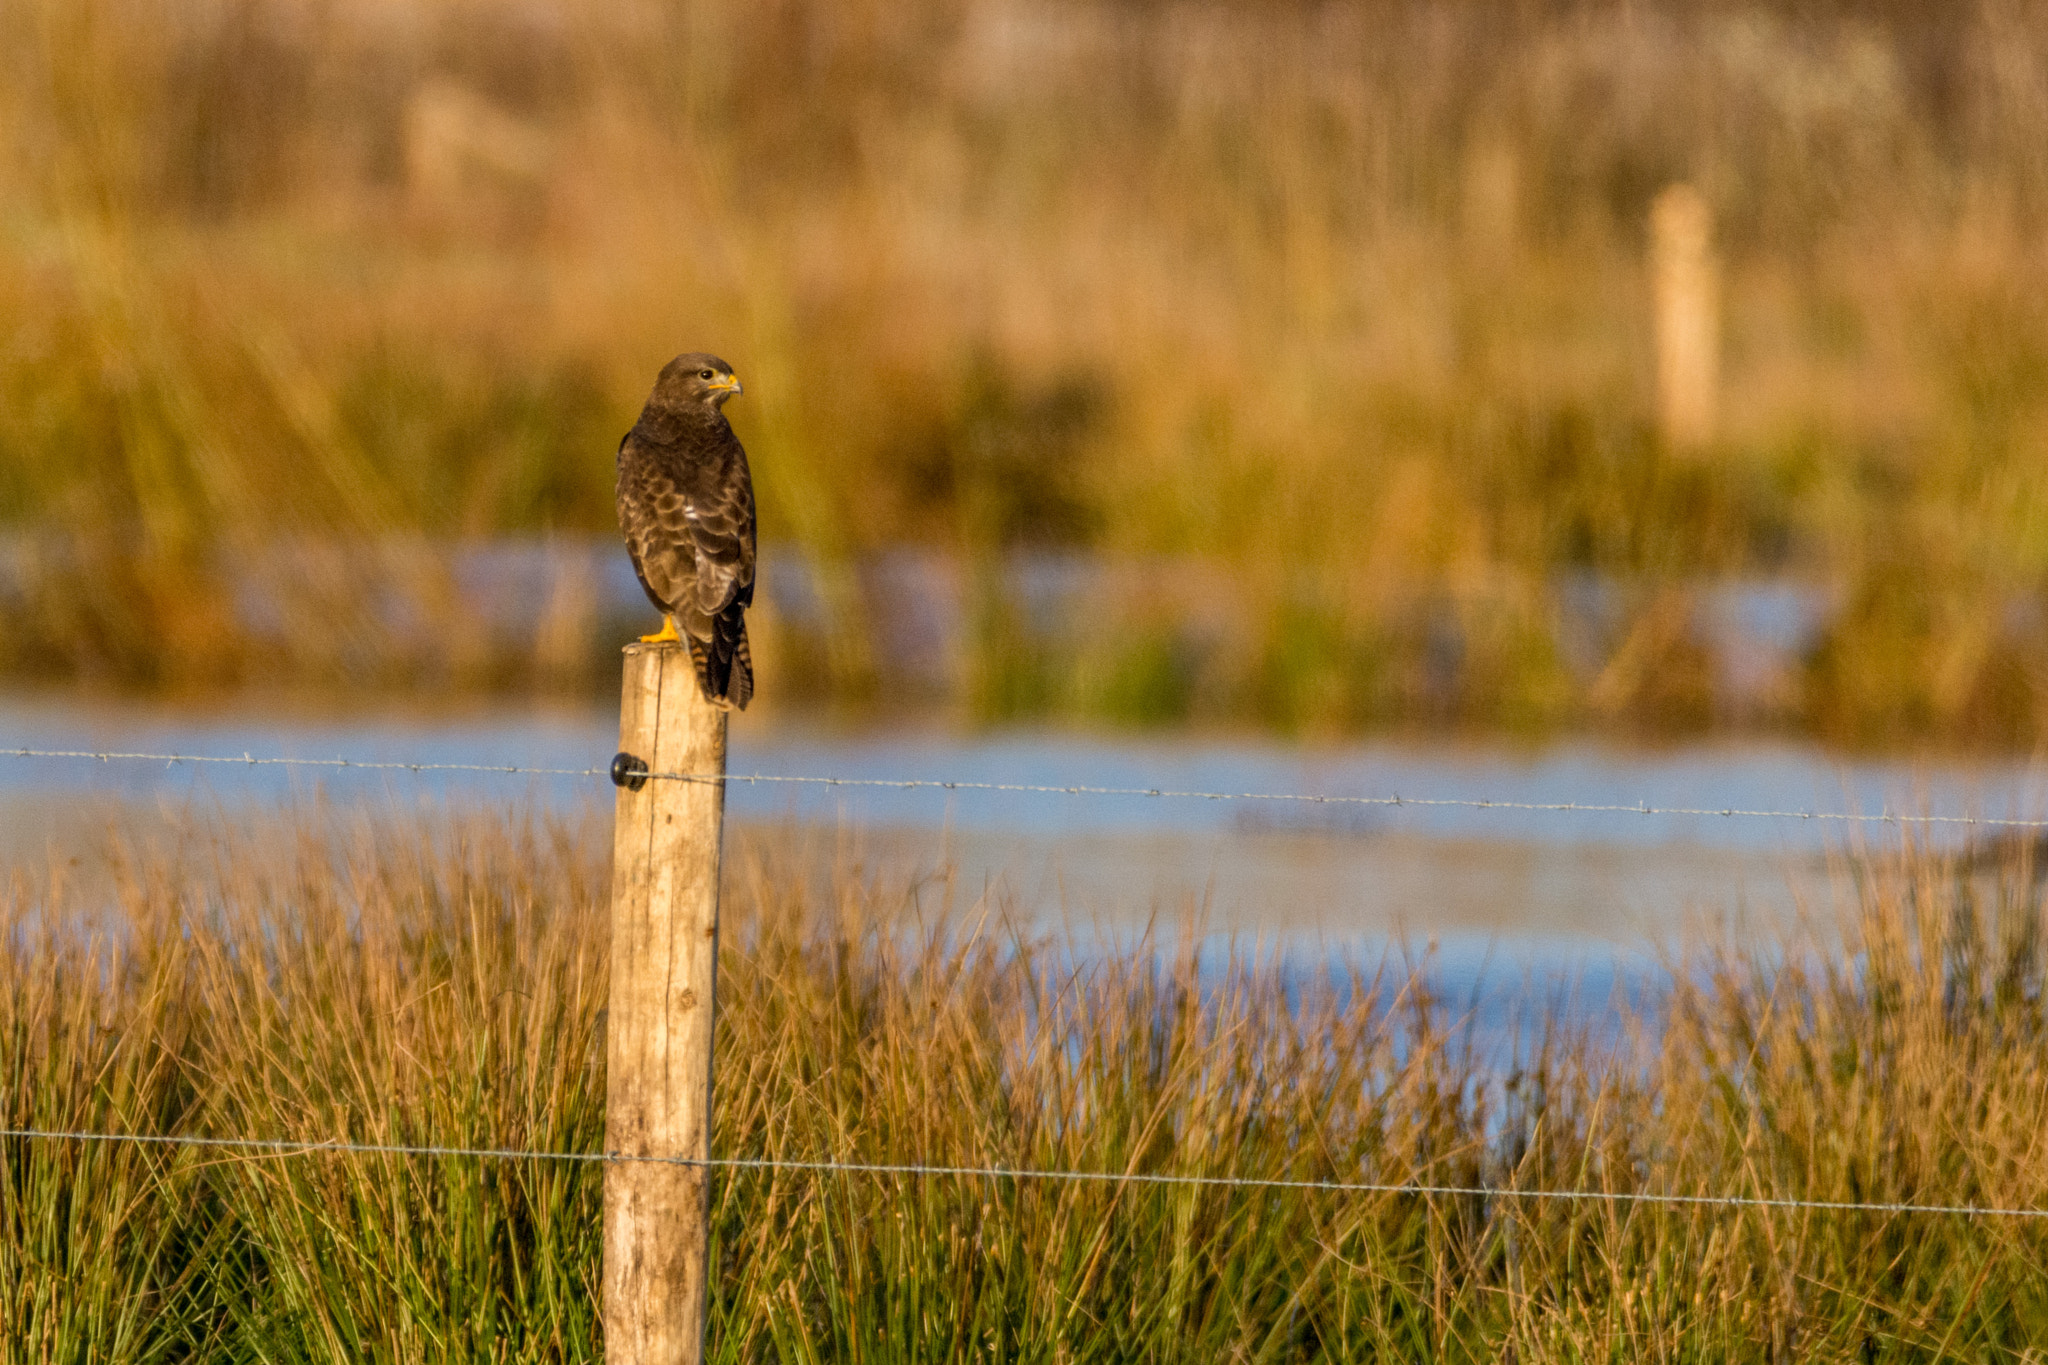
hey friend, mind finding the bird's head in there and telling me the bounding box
[650,353,744,412]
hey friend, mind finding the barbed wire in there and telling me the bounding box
[2,1127,2041,1220]
[5,747,602,779]
[7,746,2047,830]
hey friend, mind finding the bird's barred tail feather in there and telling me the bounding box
[729,624,753,709]
[687,611,753,710]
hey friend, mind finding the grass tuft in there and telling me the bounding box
[4,809,2048,1358]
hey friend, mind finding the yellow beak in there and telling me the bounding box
[712,375,743,396]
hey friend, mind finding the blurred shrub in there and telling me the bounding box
[3,0,2048,741]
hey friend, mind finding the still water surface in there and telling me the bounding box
[9,694,2047,969]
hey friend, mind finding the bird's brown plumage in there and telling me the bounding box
[616,353,756,708]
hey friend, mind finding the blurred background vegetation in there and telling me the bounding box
[4,0,2048,745]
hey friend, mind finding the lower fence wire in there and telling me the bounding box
[2,1127,2042,1220]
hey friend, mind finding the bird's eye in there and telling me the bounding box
[699,369,715,380]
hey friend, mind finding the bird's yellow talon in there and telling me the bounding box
[639,619,682,644]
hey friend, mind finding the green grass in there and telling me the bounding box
[5,808,2048,1361]
[6,0,2048,741]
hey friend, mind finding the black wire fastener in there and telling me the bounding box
[609,752,650,791]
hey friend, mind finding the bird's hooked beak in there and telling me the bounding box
[711,374,743,398]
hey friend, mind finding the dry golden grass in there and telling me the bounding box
[3,804,2048,1359]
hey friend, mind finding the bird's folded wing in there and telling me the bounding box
[684,475,755,618]
[619,468,697,613]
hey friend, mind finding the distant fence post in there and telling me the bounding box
[605,642,727,1365]
[1650,182,1720,452]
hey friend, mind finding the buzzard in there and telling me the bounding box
[616,353,756,709]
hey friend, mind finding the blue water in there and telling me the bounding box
[6,693,2045,952]
[0,535,1868,709]
[36,691,2048,1053]
[7,694,2041,844]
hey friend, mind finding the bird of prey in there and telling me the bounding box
[616,353,756,709]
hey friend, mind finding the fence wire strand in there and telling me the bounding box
[2,1127,2041,1220]
[7,747,2045,830]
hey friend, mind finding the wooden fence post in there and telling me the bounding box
[1651,182,1720,452]
[605,641,727,1365]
